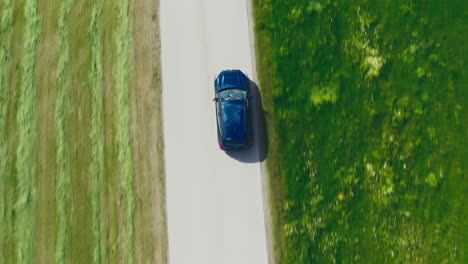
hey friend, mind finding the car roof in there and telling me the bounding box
[220,100,247,141]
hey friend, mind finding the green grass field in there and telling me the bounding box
[253,0,466,263]
[0,0,167,263]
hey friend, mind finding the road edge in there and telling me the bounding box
[245,1,275,264]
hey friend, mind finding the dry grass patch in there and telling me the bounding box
[33,1,59,263]
[129,0,168,263]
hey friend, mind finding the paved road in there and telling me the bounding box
[159,0,269,263]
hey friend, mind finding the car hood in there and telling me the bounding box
[215,70,248,92]
[222,100,247,141]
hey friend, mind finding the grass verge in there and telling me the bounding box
[128,0,168,262]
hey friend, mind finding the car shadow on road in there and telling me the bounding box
[225,79,268,163]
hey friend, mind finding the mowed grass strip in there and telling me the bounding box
[54,0,73,262]
[115,0,136,262]
[1,0,165,262]
[89,0,105,263]
[15,0,39,262]
[34,1,60,262]
[65,0,93,261]
[0,0,13,260]
[99,1,119,262]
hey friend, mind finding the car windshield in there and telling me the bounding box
[219,89,246,101]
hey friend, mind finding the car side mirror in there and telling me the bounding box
[212,97,218,102]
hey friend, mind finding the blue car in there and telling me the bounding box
[213,70,252,150]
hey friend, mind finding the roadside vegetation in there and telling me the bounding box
[253,0,466,263]
[1,0,167,263]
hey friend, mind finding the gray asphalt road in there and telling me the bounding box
[159,0,269,263]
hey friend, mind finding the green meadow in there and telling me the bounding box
[254,0,466,263]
